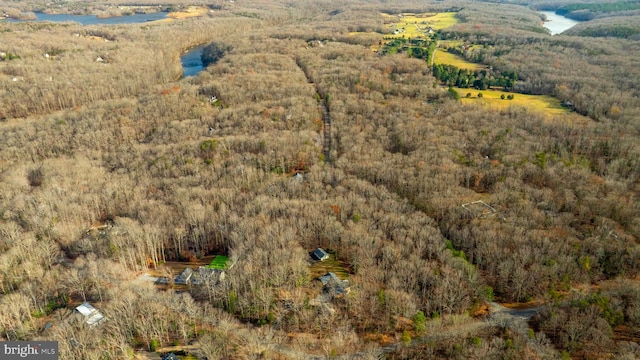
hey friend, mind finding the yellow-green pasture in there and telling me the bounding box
[434,50,485,71]
[384,12,459,39]
[439,40,463,47]
[456,87,570,116]
[427,12,459,30]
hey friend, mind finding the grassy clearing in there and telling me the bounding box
[168,6,209,19]
[457,87,570,115]
[384,12,459,39]
[208,255,229,270]
[434,50,485,71]
[149,6,209,23]
[308,252,351,280]
[427,12,459,30]
[440,40,482,51]
[439,40,463,47]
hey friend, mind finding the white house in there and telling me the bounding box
[74,302,106,326]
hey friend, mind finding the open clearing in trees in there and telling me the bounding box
[457,87,570,115]
[434,50,486,70]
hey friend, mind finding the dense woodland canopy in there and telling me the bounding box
[0,0,639,358]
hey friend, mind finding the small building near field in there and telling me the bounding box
[74,302,106,326]
[174,267,194,285]
[311,248,329,261]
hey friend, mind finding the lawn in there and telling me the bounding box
[456,88,570,116]
[308,252,351,280]
[434,50,485,71]
[207,255,229,270]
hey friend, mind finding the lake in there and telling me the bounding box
[4,11,167,25]
[541,11,581,35]
[181,45,206,77]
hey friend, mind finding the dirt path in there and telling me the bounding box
[294,57,332,164]
[489,302,542,324]
[277,303,557,359]
[320,101,331,163]
[488,302,558,359]
[430,40,439,67]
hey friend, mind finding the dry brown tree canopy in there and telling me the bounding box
[0,0,639,358]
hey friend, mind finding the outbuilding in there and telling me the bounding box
[74,302,106,326]
[311,248,329,261]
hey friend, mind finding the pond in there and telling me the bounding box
[4,11,167,25]
[540,11,582,35]
[181,44,206,77]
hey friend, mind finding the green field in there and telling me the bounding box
[207,255,229,270]
[457,88,570,115]
[434,50,485,70]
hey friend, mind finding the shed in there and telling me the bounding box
[74,302,106,326]
[174,267,194,285]
[311,248,329,261]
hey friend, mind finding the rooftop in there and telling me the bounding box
[75,302,106,326]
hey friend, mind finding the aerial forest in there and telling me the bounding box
[0,0,639,359]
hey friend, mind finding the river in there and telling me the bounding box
[541,11,581,35]
[180,45,206,77]
[4,11,167,25]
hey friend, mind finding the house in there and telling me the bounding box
[155,277,171,285]
[174,267,194,285]
[311,248,329,261]
[319,272,350,297]
[191,267,225,286]
[291,172,304,182]
[74,302,106,326]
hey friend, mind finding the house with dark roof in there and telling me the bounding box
[191,267,225,286]
[161,353,180,360]
[155,277,171,285]
[311,248,329,261]
[174,267,194,285]
[319,272,350,297]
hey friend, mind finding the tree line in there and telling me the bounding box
[432,63,518,89]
